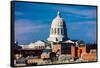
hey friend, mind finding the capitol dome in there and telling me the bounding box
[47,11,68,42]
[51,11,63,28]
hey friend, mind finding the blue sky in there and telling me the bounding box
[14,2,97,45]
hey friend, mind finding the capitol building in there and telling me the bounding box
[20,11,76,49]
[14,11,97,66]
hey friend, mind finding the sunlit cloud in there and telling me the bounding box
[15,19,50,44]
[15,19,49,34]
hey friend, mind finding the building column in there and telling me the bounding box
[71,46,75,58]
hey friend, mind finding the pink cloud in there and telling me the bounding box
[15,19,49,35]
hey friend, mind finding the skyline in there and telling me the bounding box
[14,2,97,45]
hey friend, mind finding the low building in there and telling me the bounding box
[71,42,86,59]
[81,49,97,62]
[33,40,46,49]
[14,57,26,66]
[20,40,46,49]
[52,43,61,54]
[52,41,74,55]
[41,46,52,59]
[27,58,43,65]
[41,52,50,59]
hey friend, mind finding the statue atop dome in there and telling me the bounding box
[57,11,60,17]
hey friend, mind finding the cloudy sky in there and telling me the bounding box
[14,2,97,45]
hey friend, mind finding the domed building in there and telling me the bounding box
[47,11,68,43]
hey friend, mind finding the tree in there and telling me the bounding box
[49,52,57,62]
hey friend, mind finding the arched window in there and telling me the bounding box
[58,28,59,35]
[56,28,58,34]
[61,29,62,35]
[61,29,63,35]
[55,28,56,34]
[51,28,53,34]
[52,28,54,34]
[59,28,61,35]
